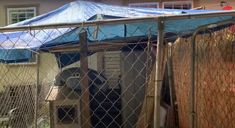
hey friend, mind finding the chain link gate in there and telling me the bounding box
[172,23,235,128]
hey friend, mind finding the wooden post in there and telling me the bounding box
[49,102,54,128]
[97,52,104,73]
[79,29,91,128]
[154,17,165,128]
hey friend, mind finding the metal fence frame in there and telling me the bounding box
[190,19,235,128]
[0,10,234,128]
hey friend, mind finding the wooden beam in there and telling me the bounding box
[49,37,151,53]
[154,17,165,128]
[79,30,91,128]
[50,43,125,53]
[49,102,54,128]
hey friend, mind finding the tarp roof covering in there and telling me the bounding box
[0,0,234,66]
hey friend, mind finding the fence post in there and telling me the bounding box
[79,29,91,128]
[34,53,40,128]
[167,43,175,107]
[154,17,165,128]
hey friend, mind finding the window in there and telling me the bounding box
[57,105,78,124]
[7,7,36,25]
[7,50,37,65]
[129,2,159,8]
[163,1,192,10]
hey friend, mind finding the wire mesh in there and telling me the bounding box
[0,19,161,128]
[172,24,235,128]
[0,16,234,128]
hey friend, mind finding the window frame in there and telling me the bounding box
[129,2,159,8]
[6,6,37,25]
[7,52,38,66]
[162,1,193,10]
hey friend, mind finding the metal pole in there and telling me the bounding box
[34,53,40,128]
[0,11,234,32]
[154,17,165,128]
[191,29,197,128]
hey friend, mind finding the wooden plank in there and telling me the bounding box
[104,63,120,66]
[104,51,121,57]
[104,59,121,63]
[103,71,120,75]
[79,30,91,128]
[154,18,165,128]
[104,57,120,60]
[97,52,104,73]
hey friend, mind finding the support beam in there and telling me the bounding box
[0,11,234,32]
[79,30,91,128]
[49,37,151,53]
[154,17,165,128]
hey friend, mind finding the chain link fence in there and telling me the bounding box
[0,16,234,128]
[172,24,235,128]
[0,19,164,128]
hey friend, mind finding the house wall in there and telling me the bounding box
[97,0,123,5]
[1,0,217,27]
[193,0,200,8]
[0,51,98,123]
[124,0,195,8]
[120,0,235,10]
[0,0,125,27]
[0,0,74,27]
[0,53,59,126]
[0,53,59,92]
[0,0,232,27]
[0,52,99,92]
[198,0,235,10]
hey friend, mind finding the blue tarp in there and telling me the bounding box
[0,0,234,66]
